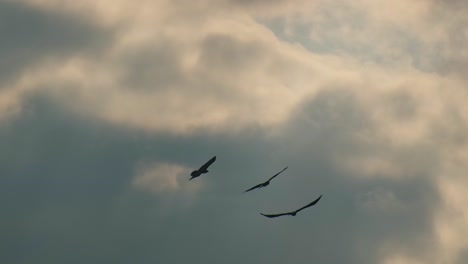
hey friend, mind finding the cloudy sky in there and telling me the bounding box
[1,0,467,263]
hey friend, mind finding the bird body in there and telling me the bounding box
[260,195,322,218]
[190,156,216,180]
[244,166,288,193]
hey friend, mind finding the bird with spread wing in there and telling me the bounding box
[190,156,216,180]
[260,195,322,218]
[244,166,288,193]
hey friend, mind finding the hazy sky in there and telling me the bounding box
[1,0,467,263]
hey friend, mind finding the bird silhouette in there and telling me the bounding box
[190,156,216,180]
[244,166,288,193]
[260,195,322,218]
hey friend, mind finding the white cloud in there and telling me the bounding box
[4,0,466,136]
[383,255,425,264]
[132,162,196,193]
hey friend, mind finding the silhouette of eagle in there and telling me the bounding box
[260,195,322,218]
[244,166,288,193]
[190,156,216,180]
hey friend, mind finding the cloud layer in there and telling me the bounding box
[1,0,467,263]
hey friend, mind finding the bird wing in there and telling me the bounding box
[295,195,323,213]
[267,166,288,182]
[245,166,288,193]
[199,156,216,171]
[244,183,264,193]
[260,212,291,218]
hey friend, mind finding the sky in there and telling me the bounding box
[0,0,467,263]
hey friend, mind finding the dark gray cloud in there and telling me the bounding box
[457,250,468,264]
[0,92,278,263]
[272,89,441,262]
[0,89,444,264]
[0,1,112,85]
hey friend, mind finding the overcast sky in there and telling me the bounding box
[1,0,467,263]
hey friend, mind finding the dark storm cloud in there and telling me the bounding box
[0,88,444,264]
[0,1,112,85]
[269,88,441,262]
[0,92,280,263]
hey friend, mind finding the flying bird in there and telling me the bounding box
[260,195,323,218]
[190,156,216,180]
[244,166,288,193]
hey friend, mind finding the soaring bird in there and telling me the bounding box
[190,156,216,180]
[260,195,322,218]
[244,166,288,193]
